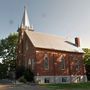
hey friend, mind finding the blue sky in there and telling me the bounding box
[0,0,90,48]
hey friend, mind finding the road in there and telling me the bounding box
[0,84,50,90]
[0,79,50,90]
[0,79,49,90]
[0,85,12,90]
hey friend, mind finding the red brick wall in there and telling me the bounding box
[16,28,25,67]
[22,32,36,68]
[17,29,36,73]
[35,48,85,76]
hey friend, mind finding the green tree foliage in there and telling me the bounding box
[83,48,90,65]
[0,33,18,72]
[0,63,7,79]
[83,48,90,80]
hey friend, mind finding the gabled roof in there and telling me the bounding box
[25,30,84,53]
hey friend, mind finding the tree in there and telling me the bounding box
[83,48,90,65]
[83,48,90,81]
[0,33,34,81]
[0,63,7,79]
[0,33,18,72]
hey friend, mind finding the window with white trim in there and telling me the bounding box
[44,54,49,70]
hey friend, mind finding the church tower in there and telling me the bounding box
[20,6,34,31]
[17,7,34,67]
[17,6,34,32]
[17,6,34,44]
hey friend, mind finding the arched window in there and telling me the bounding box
[25,40,28,51]
[60,58,65,70]
[76,60,80,70]
[28,58,31,66]
[44,54,49,70]
[28,58,35,70]
[32,59,35,70]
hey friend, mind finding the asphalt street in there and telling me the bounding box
[0,84,50,90]
[0,79,49,90]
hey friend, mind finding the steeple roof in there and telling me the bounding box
[20,6,33,29]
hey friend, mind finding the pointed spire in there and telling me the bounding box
[20,6,34,30]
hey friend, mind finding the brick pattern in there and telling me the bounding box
[35,49,85,76]
[17,28,36,70]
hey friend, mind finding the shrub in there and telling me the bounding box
[16,66,25,79]
[18,76,27,83]
[16,66,34,82]
[24,69,34,82]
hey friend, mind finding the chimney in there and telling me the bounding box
[75,37,80,47]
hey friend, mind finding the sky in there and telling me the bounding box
[0,0,90,48]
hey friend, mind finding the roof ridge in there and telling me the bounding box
[26,30,65,39]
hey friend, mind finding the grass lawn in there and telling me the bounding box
[40,82,90,89]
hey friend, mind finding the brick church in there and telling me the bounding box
[17,7,87,83]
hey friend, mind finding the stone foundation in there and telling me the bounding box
[35,75,87,84]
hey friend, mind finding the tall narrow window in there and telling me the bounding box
[28,58,35,70]
[44,54,49,70]
[76,60,80,70]
[25,59,28,68]
[28,58,31,66]
[32,59,35,70]
[60,58,65,70]
[25,40,28,51]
